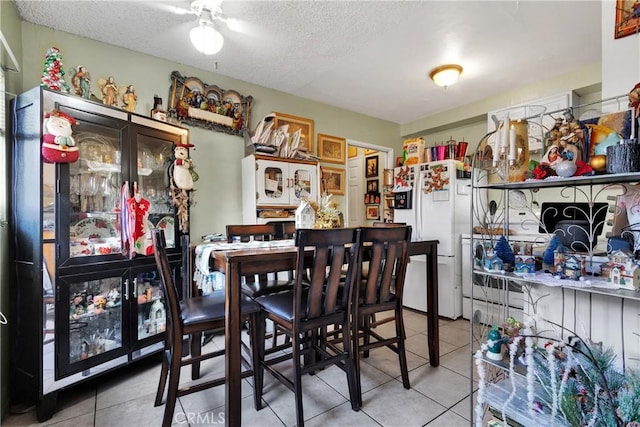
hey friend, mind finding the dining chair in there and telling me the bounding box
[254,228,362,427]
[226,223,295,298]
[151,229,264,427]
[352,225,412,406]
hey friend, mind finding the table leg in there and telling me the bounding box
[225,261,241,426]
[426,249,439,366]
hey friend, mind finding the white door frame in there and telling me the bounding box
[345,139,394,225]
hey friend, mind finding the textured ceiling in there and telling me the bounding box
[14,0,602,124]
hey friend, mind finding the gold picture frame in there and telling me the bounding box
[364,148,378,155]
[321,166,345,196]
[615,0,640,39]
[348,146,358,158]
[366,205,380,220]
[273,112,315,154]
[317,133,346,164]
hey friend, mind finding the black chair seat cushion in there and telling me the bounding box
[180,290,260,326]
[241,279,294,299]
[255,291,304,322]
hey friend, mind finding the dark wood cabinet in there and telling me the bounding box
[10,87,190,421]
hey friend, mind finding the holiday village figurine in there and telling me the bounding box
[169,142,197,234]
[42,109,79,163]
[40,47,70,93]
[71,65,91,99]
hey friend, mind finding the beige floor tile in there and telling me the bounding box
[404,332,429,359]
[448,318,471,332]
[439,345,474,379]
[47,412,95,427]
[408,365,471,408]
[315,361,394,398]
[425,409,469,426]
[198,395,284,427]
[259,370,348,426]
[439,339,460,356]
[439,323,472,347]
[304,401,380,427]
[402,312,428,333]
[360,380,447,426]
[360,345,428,379]
[450,390,477,421]
[178,378,255,415]
[95,392,168,427]
[96,359,161,410]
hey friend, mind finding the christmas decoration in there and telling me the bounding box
[40,47,70,93]
[41,109,78,163]
[169,142,197,233]
[543,235,562,266]
[307,193,342,229]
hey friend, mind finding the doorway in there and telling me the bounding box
[345,139,394,226]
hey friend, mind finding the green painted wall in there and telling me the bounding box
[19,22,401,239]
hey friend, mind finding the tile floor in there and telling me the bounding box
[3,311,478,426]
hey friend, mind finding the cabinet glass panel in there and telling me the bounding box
[135,270,166,340]
[293,168,312,200]
[264,166,285,199]
[68,126,122,258]
[136,135,175,247]
[69,278,123,364]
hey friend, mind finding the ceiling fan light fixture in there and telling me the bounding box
[190,20,224,55]
[429,64,463,88]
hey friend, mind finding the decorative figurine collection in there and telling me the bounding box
[41,109,78,164]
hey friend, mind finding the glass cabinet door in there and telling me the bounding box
[67,121,123,259]
[58,270,128,377]
[134,130,178,248]
[133,268,167,343]
[256,160,289,205]
[291,164,316,205]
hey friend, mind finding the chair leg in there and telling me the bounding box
[292,330,305,427]
[343,319,361,411]
[163,338,183,427]
[191,332,202,380]
[255,317,267,406]
[363,314,371,358]
[250,312,264,411]
[154,347,170,407]
[395,308,410,389]
[351,312,363,408]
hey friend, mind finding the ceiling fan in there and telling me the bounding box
[160,0,241,55]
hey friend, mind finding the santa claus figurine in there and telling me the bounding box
[172,142,195,190]
[42,109,78,163]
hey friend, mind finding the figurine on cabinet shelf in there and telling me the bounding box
[106,287,120,307]
[120,85,137,113]
[98,76,118,107]
[514,254,536,275]
[42,109,78,164]
[561,255,584,280]
[603,249,640,290]
[71,65,91,99]
[483,250,504,272]
[494,235,515,265]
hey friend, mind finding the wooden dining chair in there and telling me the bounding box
[254,228,362,427]
[226,223,295,298]
[151,229,264,427]
[352,225,412,406]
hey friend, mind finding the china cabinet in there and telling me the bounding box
[242,154,319,223]
[469,161,640,425]
[10,87,190,420]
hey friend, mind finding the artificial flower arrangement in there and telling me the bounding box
[306,193,342,229]
[475,315,640,427]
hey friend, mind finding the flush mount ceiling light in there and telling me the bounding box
[429,64,463,88]
[189,0,238,55]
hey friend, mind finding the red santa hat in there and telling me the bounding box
[45,109,77,126]
[175,142,195,148]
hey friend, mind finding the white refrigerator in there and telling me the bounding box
[393,159,471,319]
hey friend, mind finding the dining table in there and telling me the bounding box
[203,237,439,426]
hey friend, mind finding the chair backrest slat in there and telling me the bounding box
[294,228,361,323]
[226,223,278,243]
[359,226,411,305]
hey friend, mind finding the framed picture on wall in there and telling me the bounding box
[366,205,380,220]
[348,146,358,158]
[615,0,640,39]
[321,167,345,195]
[366,156,378,178]
[273,112,315,154]
[317,133,346,164]
[367,179,379,193]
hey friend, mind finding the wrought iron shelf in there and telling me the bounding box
[474,172,640,190]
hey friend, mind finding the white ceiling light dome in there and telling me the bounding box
[190,19,224,55]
